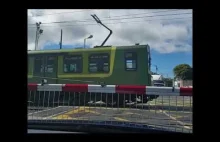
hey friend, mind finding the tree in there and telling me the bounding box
[163,78,173,87]
[173,64,192,80]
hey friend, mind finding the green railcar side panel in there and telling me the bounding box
[28,55,58,84]
[28,57,34,77]
[44,56,58,84]
[28,45,151,85]
[109,45,149,85]
[57,47,115,84]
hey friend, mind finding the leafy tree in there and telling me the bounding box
[163,78,173,87]
[173,64,192,80]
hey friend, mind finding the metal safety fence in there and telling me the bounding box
[28,83,193,133]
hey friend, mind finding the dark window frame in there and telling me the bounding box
[33,55,57,74]
[45,56,57,74]
[63,54,83,73]
[88,53,110,73]
[33,56,44,74]
[124,52,137,71]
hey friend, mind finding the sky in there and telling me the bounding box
[28,9,192,78]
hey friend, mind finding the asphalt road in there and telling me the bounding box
[28,106,192,133]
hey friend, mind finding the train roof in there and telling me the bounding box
[28,44,150,55]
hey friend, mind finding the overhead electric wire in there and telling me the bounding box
[28,11,191,25]
[28,9,185,18]
[28,16,192,29]
[28,10,93,17]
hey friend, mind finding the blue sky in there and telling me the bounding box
[150,50,192,78]
[43,43,192,78]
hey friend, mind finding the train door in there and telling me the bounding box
[33,55,58,84]
[44,55,58,84]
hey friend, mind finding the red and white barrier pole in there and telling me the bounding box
[28,84,192,96]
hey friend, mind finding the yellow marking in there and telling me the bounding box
[53,107,100,119]
[72,117,88,120]
[57,47,116,78]
[114,117,129,122]
[65,107,86,115]
[52,116,89,120]
[54,115,73,119]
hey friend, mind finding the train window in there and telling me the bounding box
[125,52,137,71]
[34,56,44,73]
[46,56,56,73]
[88,53,110,73]
[63,55,82,73]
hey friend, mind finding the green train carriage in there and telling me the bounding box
[28,45,152,86]
[28,45,155,105]
[28,45,157,106]
[28,45,156,106]
[27,15,159,107]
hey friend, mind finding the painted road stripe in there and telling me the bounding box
[55,114,72,119]
[52,107,101,119]
[52,117,89,120]
[114,117,130,122]
[43,107,79,119]
[43,110,70,119]
[159,110,191,129]
[28,106,62,115]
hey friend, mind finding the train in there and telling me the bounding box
[27,14,158,107]
[28,45,152,85]
[28,45,160,106]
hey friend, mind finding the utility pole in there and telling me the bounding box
[60,29,63,49]
[35,22,43,50]
[153,65,158,74]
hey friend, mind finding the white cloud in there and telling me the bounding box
[28,9,192,53]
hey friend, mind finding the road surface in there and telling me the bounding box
[28,105,192,133]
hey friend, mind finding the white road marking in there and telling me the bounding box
[159,110,191,129]
[28,106,62,115]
